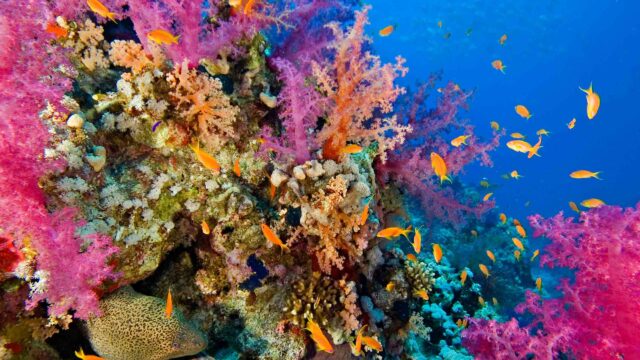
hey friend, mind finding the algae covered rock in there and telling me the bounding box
[84,287,207,360]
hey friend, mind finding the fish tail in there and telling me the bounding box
[500,66,506,74]
[594,172,603,180]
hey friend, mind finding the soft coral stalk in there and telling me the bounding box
[463,204,640,359]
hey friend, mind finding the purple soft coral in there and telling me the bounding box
[463,204,640,359]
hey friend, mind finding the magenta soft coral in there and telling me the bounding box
[463,204,640,359]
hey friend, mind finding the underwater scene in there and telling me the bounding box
[1,0,639,359]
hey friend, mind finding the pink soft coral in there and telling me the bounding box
[463,204,640,359]
[312,6,410,162]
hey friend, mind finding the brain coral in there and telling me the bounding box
[84,287,207,360]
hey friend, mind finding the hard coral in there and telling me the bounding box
[282,272,341,328]
[405,259,435,297]
[312,6,410,162]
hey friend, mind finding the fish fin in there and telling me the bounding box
[594,172,603,180]
[500,66,506,74]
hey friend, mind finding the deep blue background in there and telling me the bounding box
[368,0,640,220]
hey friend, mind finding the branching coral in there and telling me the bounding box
[312,6,410,162]
[405,259,436,297]
[282,272,342,327]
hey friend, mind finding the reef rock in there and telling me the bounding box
[84,287,207,360]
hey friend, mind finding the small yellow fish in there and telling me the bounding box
[478,296,485,306]
[147,29,180,45]
[385,281,395,292]
[432,243,443,263]
[506,140,532,153]
[451,135,471,147]
[492,297,499,306]
[75,348,104,360]
[490,121,500,131]
[483,192,493,201]
[306,319,334,354]
[360,204,369,226]
[201,220,210,235]
[530,249,539,262]
[412,228,422,254]
[499,34,507,45]
[379,25,395,37]
[512,237,525,251]
[191,143,221,172]
[527,136,542,158]
[567,118,577,129]
[460,270,468,285]
[570,170,602,180]
[486,250,496,263]
[491,60,506,74]
[414,289,429,300]
[377,226,412,240]
[261,224,289,251]
[510,132,526,139]
[430,152,451,184]
[470,229,478,237]
[499,213,507,224]
[579,83,600,120]
[233,159,241,177]
[480,179,490,188]
[569,201,581,213]
[536,129,551,136]
[437,20,443,28]
[407,254,418,263]
[165,289,173,319]
[581,198,605,208]
[535,277,542,292]
[456,318,468,328]
[478,263,490,278]
[87,0,116,21]
[341,144,363,154]
[510,170,522,179]
[515,105,532,119]
[362,336,383,352]
[514,250,521,261]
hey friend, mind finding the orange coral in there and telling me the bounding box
[108,40,161,74]
[312,6,410,162]
[167,60,239,152]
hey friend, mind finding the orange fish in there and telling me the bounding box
[75,348,104,360]
[499,34,507,45]
[486,250,496,263]
[527,136,543,159]
[491,60,506,74]
[512,237,525,251]
[45,23,68,38]
[478,296,486,306]
[412,228,422,254]
[513,219,521,226]
[269,183,276,200]
[567,118,577,129]
[430,152,451,184]
[191,143,220,172]
[362,336,383,352]
[233,159,241,177]
[460,270,468,285]
[432,243,443,263]
[414,289,429,300]
[306,319,334,354]
[510,132,526,139]
[483,193,493,201]
[243,0,258,15]
[478,263,490,278]
[490,121,500,131]
[579,83,600,119]
[360,204,369,226]
[165,289,173,318]
[536,277,542,292]
[570,170,601,180]
[353,325,367,356]
[569,201,581,213]
[379,25,395,37]
[515,105,532,119]
[581,198,605,208]
[510,170,523,179]
[536,129,551,136]
[514,250,521,261]
[341,144,363,154]
[261,224,289,251]
[147,29,179,45]
[385,281,395,292]
[201,220,210,235]
[451,135,471,147]
[437,20,443,28]
[407,254,418,263]
[530,249,539,262]
[377,226,412,240]
[515,224,526,238]
[499,213,507,224]
[87,0,116,21]
[506,140,532,153]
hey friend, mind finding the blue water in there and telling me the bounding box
[368,0,640,220]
